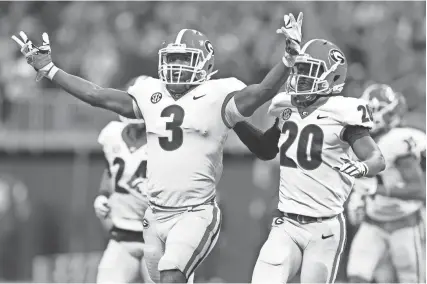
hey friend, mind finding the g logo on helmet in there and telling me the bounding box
[205,41,214,55]
[329,49,346,65]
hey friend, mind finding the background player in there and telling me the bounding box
[234,38,386,283]
[12,11,303,283]
[93,79,151,283]
[347,84,426,283]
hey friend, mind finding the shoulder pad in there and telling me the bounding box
[97,121,126,147]
[268,92,293,117]
[327,97,374,129]
[214,77,247,94]
[127,77,161,98]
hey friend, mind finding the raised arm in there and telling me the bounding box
[12,32,136,118]
[233,118,280,160]
[233,13,303,117]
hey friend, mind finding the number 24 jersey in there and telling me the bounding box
[268,94,374,217]
[98,121,148,231]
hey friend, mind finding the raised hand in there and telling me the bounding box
[11,31,55,81]
[276,12,303,67]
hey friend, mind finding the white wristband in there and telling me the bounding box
[47,65,59,80]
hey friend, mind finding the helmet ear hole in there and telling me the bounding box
[208,64,213,71]
[333,75,340,82]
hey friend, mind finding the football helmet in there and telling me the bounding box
[361,84,407,134]
[284,39,347,99]
[158,29,216,94]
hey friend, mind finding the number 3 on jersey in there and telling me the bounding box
[159,105,185,151]
[280,121,324,170]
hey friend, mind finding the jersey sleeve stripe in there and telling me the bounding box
[221,92,237,129]
[129,94,144,119]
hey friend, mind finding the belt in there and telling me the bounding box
[110,227,144,243]
[277,210,336,224]
[149,196,216,213]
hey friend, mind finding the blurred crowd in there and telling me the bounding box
[0,1,425,134]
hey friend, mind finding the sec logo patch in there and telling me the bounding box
[281,108,292,120]
[151,92,162,104]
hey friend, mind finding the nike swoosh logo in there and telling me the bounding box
[321,234,334,240]
[193,94,206,100]
[317,115,328,119]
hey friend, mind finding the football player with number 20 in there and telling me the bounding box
[233,39,386,283]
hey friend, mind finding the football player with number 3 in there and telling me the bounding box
[347,84,426,283]
[94,82,152,282]
[12,12,302,283]
[233,39,386,283]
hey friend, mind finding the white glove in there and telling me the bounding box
[93,195,110,219]
[11,31,58,81]
[334,157,369,178]
[276,12,303,67]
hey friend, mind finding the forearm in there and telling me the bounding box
[234,121,280,160]
[236,62,290,117]
[52,69,106,107]
[99,170,113,197]
[363,153,386,177]
[376,183,425,201]
[51,69,134,117]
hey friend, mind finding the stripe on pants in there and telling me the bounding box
[183,204,222,278]
[328,213,347,283]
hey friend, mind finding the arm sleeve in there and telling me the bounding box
[234,118,280,160]
[342,125,371,146]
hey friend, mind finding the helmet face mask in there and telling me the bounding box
[158,29,216,94]
[158,46,210,85]
[285,58,328,96]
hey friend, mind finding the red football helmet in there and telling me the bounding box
[284,39,347,99]
[158,29,216,93]
[361,84,407,134]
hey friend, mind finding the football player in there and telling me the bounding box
[347,84,426,283]
[94,112,152,283]
[12,11,303,283]
[233,39,386,283]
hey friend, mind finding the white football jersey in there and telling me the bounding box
[128,77,246,208]
[366,127,426,221]
[268,94,374,217]
[98,121,148,231]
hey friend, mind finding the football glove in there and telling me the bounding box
[11,31,58,82]
[93,195,110,219]
[276,12,303,67]
[334,157,369,178]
